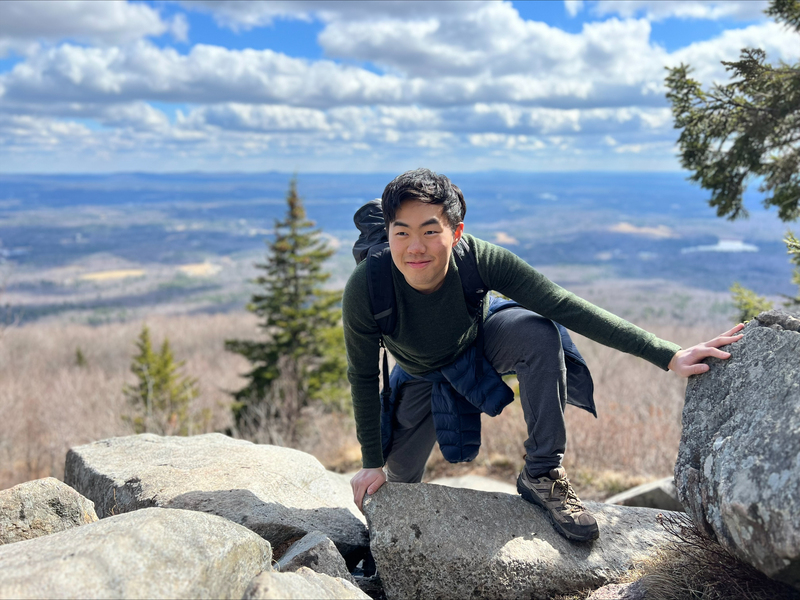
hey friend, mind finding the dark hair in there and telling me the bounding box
[381,168,466,231]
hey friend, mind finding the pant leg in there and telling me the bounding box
[483,307,568,476]
[384,379,438,483]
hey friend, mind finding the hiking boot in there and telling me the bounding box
[517,466,599,542]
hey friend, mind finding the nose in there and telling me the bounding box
[408,237,425,254]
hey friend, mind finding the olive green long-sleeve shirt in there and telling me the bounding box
[342,234,681,468]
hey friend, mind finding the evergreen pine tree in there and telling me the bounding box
[665,0,800,221]
[666,0,800,322]
[225,179,346,444]
[123,324,200,435]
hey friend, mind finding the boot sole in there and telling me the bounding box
[516,473,599,543]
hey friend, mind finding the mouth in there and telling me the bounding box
[406,259,432,269]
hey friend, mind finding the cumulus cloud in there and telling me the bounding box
[590,1,769,22]
[0,1,185,57]
[0,0,796,171]
[564,1,584,18]
[182,1,488,30]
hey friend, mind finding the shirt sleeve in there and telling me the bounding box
[470,235,681,370]
[342,261,385,468]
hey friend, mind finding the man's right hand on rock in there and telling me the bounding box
[350,467,386,512]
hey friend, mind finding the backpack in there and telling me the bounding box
[352,199,490,410]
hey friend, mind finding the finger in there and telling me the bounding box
[721,323,745,337]
[706,334,744,347]
[353,484,366,511]
[691,346,732,360]
[687,363,710,376]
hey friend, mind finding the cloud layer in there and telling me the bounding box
[0,0,794,172]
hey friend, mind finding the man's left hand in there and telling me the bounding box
[668,323,745,377]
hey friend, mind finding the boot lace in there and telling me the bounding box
[549,477,585,513]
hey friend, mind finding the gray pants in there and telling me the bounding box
[385,307,567,483]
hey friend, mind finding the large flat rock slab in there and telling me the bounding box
[0,477,98,545]
[677,312,800,588]
[364,482,675,600]
[64,434,367,561]
[0,507,271,599]
[604,477,683,512]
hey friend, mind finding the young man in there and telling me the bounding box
[344,168,743,542]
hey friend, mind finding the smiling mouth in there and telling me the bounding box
[406,259,432,269]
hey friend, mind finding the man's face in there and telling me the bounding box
[388,200,464,294]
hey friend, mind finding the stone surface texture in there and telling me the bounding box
[277,530,357,584]
[363,482,675,600]
[0,507,271,599]
[0,477,98,545]
[64,433,368,561]
[429,474,517,495]
[604,477,683,512]
[243,567,370,600]
[586,581,646,600]
[676,311,800,589]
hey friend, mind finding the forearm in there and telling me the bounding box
[348,371,384,468]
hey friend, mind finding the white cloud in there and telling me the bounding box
[0,0,796,172]
[191,104,330,132]
[0,1,184,57]
[182,1,489,30]
[0,113,94,149]
[591,1,770,22]
[564,1,584,18]
[101,102,171,131]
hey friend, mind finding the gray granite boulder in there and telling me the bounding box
[277,530,356,584]
[243,567,370,599]
[0,477,98,545]
[64,433,368,562]
[676,311,800,589]
[604,476,683,512]
[0,507,271,599]
[363,482,675,600]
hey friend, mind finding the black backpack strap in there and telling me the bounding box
[453,237,489,378]
[365,242,396,412]
[452,238,487,318]
[365,242,396,336]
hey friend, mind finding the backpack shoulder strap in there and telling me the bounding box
[365,242,396,336]
[452,238,487,317]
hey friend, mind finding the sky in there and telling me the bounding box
[0,0,797,174]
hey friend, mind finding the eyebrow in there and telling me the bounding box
[393,218,441,228]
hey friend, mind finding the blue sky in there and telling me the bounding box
[0,1,796,173]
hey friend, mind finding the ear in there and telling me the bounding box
[452,222,464,247]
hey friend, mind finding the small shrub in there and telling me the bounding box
[123,324,202,435]
[730,282,773,323]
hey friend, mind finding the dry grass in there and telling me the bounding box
[0,313,257,488]
[624,513,800,600]
[1,312,721,498]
